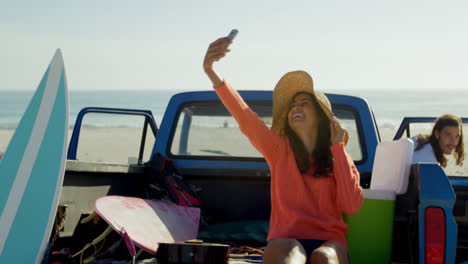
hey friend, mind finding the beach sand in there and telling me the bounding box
[0,129,14,157]
[0,128,155,164]
[1,126,467,176]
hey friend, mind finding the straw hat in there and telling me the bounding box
[271,70,348,144]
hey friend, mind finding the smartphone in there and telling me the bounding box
[227,29,238,40]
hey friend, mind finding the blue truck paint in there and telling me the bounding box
[417,163,457,264]
[450,177,468,188]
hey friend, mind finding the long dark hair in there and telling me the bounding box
[284,93,333,177]
[415,114,465,168]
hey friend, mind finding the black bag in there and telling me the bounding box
[144,153,201,207]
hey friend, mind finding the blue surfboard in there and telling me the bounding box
[0,49,69,263]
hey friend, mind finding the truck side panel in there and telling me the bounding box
[418,163,457,264]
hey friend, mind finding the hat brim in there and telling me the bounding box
[271,71,349,145]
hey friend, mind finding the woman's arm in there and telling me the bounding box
[202,36,283,160]
[330,117,363,214]
[203,37,231,88]
[331,143,363,214]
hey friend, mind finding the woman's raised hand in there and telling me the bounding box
[330,116,347,145]
[203,37,232,88]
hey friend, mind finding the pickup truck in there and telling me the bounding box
[53,90,468,263]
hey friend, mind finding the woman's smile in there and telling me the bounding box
[288,93,318,131]
[292,111,305,121]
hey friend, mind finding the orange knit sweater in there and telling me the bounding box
[215,81,363,249]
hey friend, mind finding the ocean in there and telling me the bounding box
[0,90,176,130]
[0,89,467,137]
[347,89,468,130]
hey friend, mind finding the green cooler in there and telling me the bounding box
[343,189,396,264]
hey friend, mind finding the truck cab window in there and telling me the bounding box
[170,102,364,163]
[171,103,267,158]
[75,113,155,164]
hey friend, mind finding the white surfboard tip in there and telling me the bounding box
[54,48,62,56]
[51,49,64,65]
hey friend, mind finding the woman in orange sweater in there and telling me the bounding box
[203,36,363,264]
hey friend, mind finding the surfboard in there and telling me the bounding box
[0,49,69,263]
[94,196,200,254]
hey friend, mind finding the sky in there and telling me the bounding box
[1,0,468,92]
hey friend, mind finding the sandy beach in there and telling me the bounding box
[0,129,14,156]
[0,128,155,164]
[1,126,467,176]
